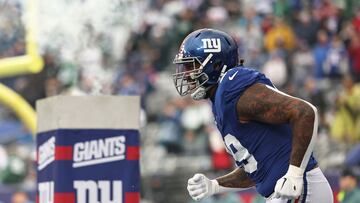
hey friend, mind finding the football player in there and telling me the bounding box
[172,28,333,203]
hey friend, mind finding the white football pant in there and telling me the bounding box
[266,167,333,203]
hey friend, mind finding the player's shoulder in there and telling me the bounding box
[218,66,262,91]
[214,66,264,105]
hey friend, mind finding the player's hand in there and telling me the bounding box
[273,165,304,200]
[187,173,219,201]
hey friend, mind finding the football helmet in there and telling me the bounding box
[173,28,239,100]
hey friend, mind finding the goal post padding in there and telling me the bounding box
[36,96,140,203]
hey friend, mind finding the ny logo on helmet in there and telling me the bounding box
[201,38,221,53]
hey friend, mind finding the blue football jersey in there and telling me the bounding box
[211,66,317,197]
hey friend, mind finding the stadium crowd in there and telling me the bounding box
[1,0,360,202]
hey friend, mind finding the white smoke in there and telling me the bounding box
[0,0,147,94]
[36,0,147,61]
[20,0,148,95]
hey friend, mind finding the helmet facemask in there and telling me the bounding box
[173,55,209,99]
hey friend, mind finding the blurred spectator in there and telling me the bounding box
[157,101,183,154]
[273,0,290,18]
[260,14,274,34]
[291,42,315,87]
[242,49,267,71]
[251,194,265,203]
[264,18,296,53]
[182,128,209,156]
[338,168,360,203]
[0,146,8,173]
[180,101,213,155]
[180,101,213,131]
[313,30,330,79]
[211,193,244,203]
[0,155,27,184]
[236,12,263,60]
[351,8,360,33]
[11,191,32,203]
[206,6,229,27]
[114,73,143,96]
[188,193,244,203]
[293,11,319,47]
[345,144,360,167]
[262,52,287,87]
[242,0,272,16]
[298,77,327,117]
[331,75,360,144]
[344,0,360,20]
[315,0,338,22]
[238,8,262,29]
[209,126,232,170]
[323,35,348,78]
[347,32,360,81]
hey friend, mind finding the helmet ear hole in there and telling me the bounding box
[198,74,209,84]
[213,61,223,71]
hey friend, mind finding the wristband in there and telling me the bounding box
[287,165,305,177]
[211,179,249,194]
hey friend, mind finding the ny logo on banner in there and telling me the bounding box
[201,38,221,53]
[38,181,54,203]
[74,180,122,203]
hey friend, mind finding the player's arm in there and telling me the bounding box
[236,83,318,198]
[187,168,255,201]
[236,83,317,169]
[216,167,255,188]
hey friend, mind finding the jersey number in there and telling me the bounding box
[224,134,258,173]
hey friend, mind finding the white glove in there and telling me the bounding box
[187,173,219,201]
[273,165,304,200]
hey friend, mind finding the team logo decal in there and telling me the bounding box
[73,136,126,168]
[38,136,56,171]
[201,38,221,53]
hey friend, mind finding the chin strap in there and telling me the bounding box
[191,86,207,100]
[191,85,214,100]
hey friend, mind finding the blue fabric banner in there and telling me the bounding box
[37,129,140,203]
